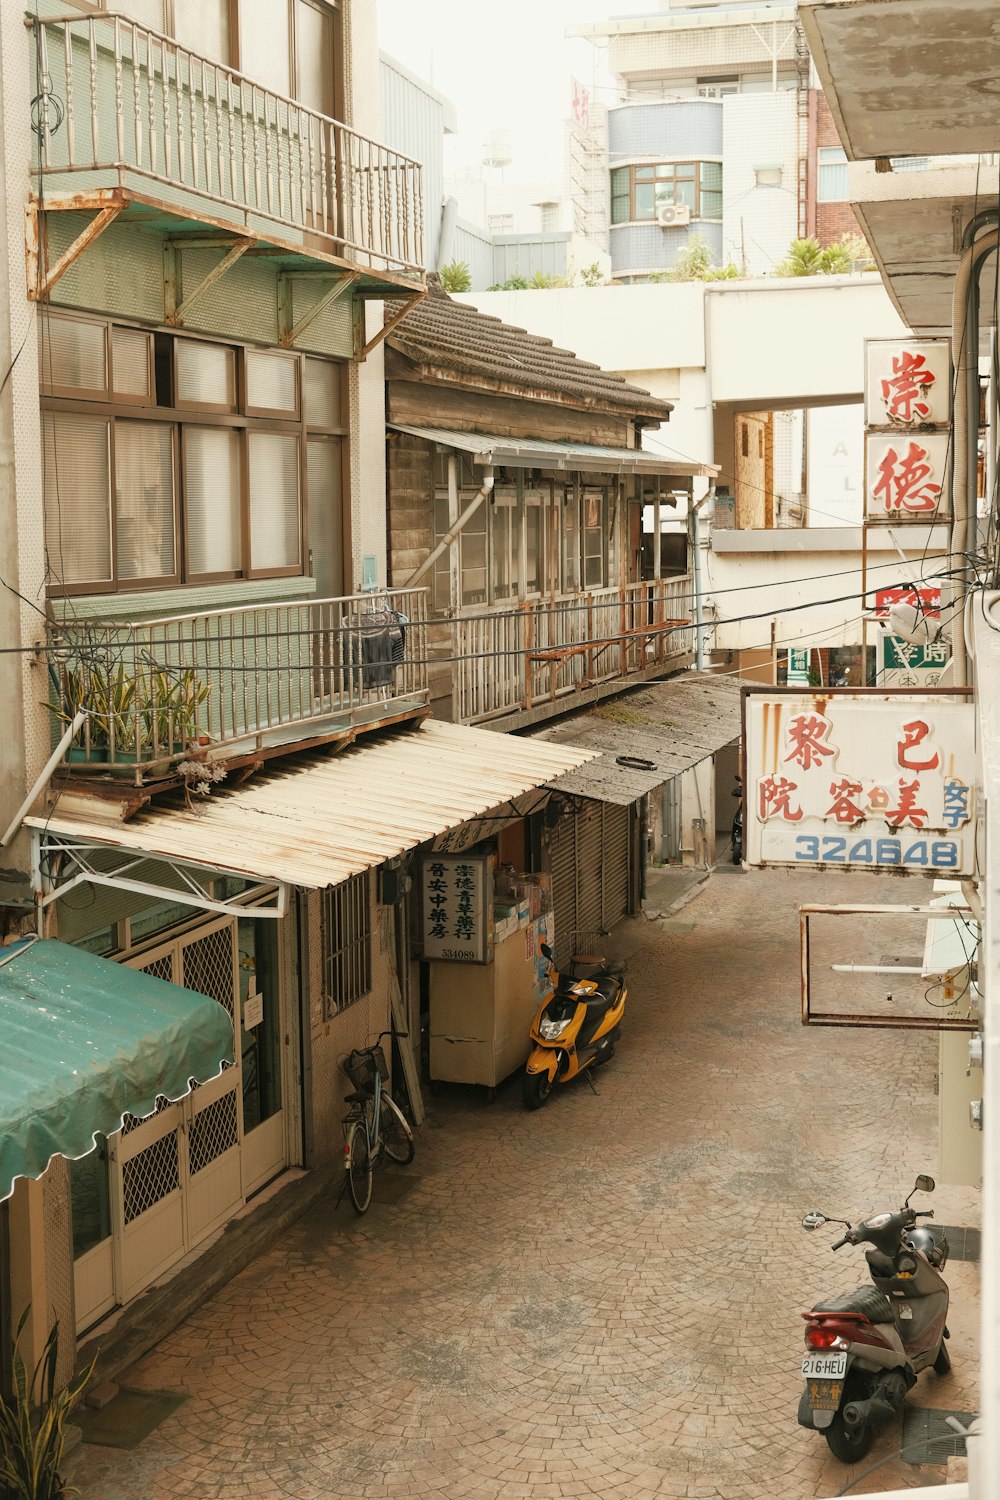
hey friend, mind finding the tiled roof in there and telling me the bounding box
[389,287,673,422]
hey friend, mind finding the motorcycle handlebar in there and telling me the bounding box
[831,1233,851,1251]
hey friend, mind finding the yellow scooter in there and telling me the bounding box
[522,942,627,1109]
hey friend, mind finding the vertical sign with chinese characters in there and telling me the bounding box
[864,337,952,525]
[421,853,493,963]
[743,691,976,875]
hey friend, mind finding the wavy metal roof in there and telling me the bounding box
[30,720,598,889]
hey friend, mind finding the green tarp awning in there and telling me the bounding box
[0,938,234,1202]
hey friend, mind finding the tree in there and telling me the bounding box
[439,260,472,293]
[774,237,827,277]
[578,262,605,287]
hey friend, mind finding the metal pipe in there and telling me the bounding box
[403,468,494,588]
[0,710,86,849]
[950,226,1000,685]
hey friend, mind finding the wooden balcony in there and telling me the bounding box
[28,13,424,287]
[47,589,429,784]
[452,577,694,726]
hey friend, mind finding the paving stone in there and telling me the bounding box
[69,867,980,1500]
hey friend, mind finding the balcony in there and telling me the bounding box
[47,588,429,784]
[28,13,424,290]
[452,578,693,725]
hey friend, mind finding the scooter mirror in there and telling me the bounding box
[801,1212,827,1231]
[540,943,553,961]
[914,1174,935,1193]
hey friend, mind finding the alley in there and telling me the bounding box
[71,866,979,1500]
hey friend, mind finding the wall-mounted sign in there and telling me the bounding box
[743,691,976,875]
[422,852,494,963]
[872,584,941,620]
[877,634,951,688]
[865,338,952,429]
[864,431,951,523]
[787,648,811,685]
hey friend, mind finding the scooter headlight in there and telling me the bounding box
[540,1016,571,1040]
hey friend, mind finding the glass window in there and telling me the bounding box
[246,350,298,415]
[185,426,241,575]
[431,495,450,612]
[306,437,343,597]
[173,0,230,64]
[818,146,849,203]
[294,0,335,115]
[240,0,291,97]
[562,489,580,592]
[611,162,723,223]
[248,431,300,570]
[303,357,343,427]
[42,413,112,585]
[610,167,630,226]
[112,327,152,400]
[116,0,165,30]
[524,494,545,595]
[460,505,488,606]
[491,491,518,601]
[238,916,282,1133]
[115,421,176,580]
[175,339,235,408]
[40,317,107,394]
[583,489,605,588]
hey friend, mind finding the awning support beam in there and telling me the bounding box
[33,833,288,922]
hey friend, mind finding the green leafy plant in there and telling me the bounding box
[578,262,605,287]
[774,233,874,278]
[0,1310,94,1500]
[439,259,472,292]
[45,662,210,758]
[650,233,742,283]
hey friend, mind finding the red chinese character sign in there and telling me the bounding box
[865,432,950,524]
[865,338,952,429]
[743,691,976,874]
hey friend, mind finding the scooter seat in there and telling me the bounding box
[811,1285,895,1323]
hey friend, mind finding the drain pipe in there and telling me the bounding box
[403,466,494,588]
[951,224,1000,686]
[688,486,713,670]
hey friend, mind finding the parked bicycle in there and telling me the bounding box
[341,1030,415,1214]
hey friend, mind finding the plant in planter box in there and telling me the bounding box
[0,1310,94,1500]
[45,661,211,761]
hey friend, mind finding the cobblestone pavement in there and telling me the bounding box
[73,867,980,1500]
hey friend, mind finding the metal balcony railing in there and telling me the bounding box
[452,577,694,723]
[29,13,424,277]
[47,588,429,779]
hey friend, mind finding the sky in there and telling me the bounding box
[376,0,625,187]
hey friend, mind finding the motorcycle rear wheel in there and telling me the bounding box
[824,1410,874,1463]
[522,1071,552,1110]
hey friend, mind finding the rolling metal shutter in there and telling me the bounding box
[601,803,631,930]
[575,801,605,947]
[549,815,578,966]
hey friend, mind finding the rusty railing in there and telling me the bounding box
[452,576,694,723]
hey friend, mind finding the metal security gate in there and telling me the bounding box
[114,919,242,1301]
[548,800,637,965]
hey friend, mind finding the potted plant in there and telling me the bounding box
[0,1310,94,1500]
[45,661,211,766]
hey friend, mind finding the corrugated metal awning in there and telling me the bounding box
[0,938,233,1202]
[28,720,598,889]
[531,672,745,806]
[388,423,715,480]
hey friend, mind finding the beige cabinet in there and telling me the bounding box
[429,918,550,1087]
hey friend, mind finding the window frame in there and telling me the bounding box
[610,161,724,225]
[40,311,345,597]
[320,870,372,1019]
[817,145,849,203]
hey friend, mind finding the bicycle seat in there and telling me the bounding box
[344,1089,373,1106]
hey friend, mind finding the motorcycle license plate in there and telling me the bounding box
[802,1352,847,1412]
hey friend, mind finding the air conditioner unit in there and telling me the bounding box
[657,202,691,227]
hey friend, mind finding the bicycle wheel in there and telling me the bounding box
[345,1120,373,1214]
[380,1095,415,1165]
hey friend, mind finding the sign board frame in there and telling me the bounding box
[740,686,976,876]
[863,430,952,524]
[421,851,495,963]
[864,336,953,429]
[800,904,979,1031]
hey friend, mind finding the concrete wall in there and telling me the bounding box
[608,99,723,159]
[721,91,800,275]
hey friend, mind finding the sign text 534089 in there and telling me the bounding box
[743,692,976,875]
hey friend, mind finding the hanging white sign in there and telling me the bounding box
[864,431,951,523]
[864,337,952,428]
[743,691,976,875]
